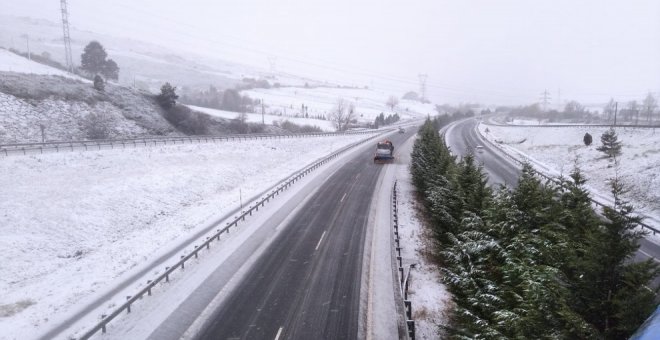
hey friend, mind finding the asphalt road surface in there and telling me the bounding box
[195,131,414,340]
[444,118,520,187]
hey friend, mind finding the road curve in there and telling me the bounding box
[444,118,520,187]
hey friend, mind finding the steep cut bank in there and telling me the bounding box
[0,71,180,143]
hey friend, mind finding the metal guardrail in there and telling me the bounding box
[475,123,660,235]
[0,130,379,156]
[75,130,387,340]
[392,181,415,340]
[482,121,660,129]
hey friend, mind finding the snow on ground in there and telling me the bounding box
[242,86,434,125]
[189,105,335,131]
[0,133,376,340]
[395,135,452,339]
[478,123,660,226]
[0,48,81,80]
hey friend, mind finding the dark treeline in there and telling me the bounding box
[373,112,400,128]
[180,86,257,113]
[410,117,658,339]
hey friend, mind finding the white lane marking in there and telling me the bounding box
[340,193,347,203]
[315,231,327,251]
[274,327,283,340]
[639,249,660,263]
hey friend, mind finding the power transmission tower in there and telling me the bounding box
[418,74,428,101]
[540,89,551,111]
[60,0,74,72]
[268,56,277,77]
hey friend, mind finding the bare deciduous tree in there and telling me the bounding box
[329,98,347,131]
[345,102,356,130]
[386,95,399,111]
[603,98,615,121]
[627,100,639,123]
[643,92,657,123]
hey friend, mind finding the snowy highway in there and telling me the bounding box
[192,130,415,339]
[444,118,520,187]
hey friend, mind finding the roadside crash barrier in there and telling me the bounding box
[0,129,380,156]
[74,129,393,340]
[392,180,416,340]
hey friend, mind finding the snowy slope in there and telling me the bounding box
[479,123,660,224]
[243,86,434,124]
[0,48,81,79]
[189,104,335,131]
[0,133,377,339]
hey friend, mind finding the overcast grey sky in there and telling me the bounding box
[2,0,659,105]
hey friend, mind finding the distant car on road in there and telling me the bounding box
[475,145,484,152]
[398,127,405,133]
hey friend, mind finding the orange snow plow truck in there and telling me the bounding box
[373,140,394,163]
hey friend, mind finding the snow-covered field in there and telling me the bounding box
[0,133,376,339]
[479,123,660,224]
[0,48,81,79]
[242,86,433,125]
[189,104,336,131]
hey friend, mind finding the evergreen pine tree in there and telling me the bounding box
[102,59,119,80]
[583,177,659,339]
[81,41,108,75]
[93,75,105,92]
[157,82,178,109]
[596,128,622,158]
[456,153,492,215]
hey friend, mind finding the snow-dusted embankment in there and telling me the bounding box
[0,133,374,339]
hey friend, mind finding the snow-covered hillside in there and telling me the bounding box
[0,133,377,339]
[243,86,433,124]
[479,123,660,224]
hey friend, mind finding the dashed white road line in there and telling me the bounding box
[315,231,327,251]
[274,327,283,340]
[340,193,347,202]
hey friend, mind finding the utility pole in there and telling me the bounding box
[418,74,428,102]
[60,0,74,72]
[540,89,551,112]
[268,56,277,77]
[613,101,618,127]
[25,34,31,61]
[261,99,265,125]
[557,88,561,110]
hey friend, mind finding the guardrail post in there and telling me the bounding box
[181,256,185,269]
[165,267,170,282]
[404,300,412,319]
[407,320,415,339]
[147,280,152,296]
[126,296,132,313]
[194,246,199,258]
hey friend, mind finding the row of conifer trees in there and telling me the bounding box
[410,117,658,339]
